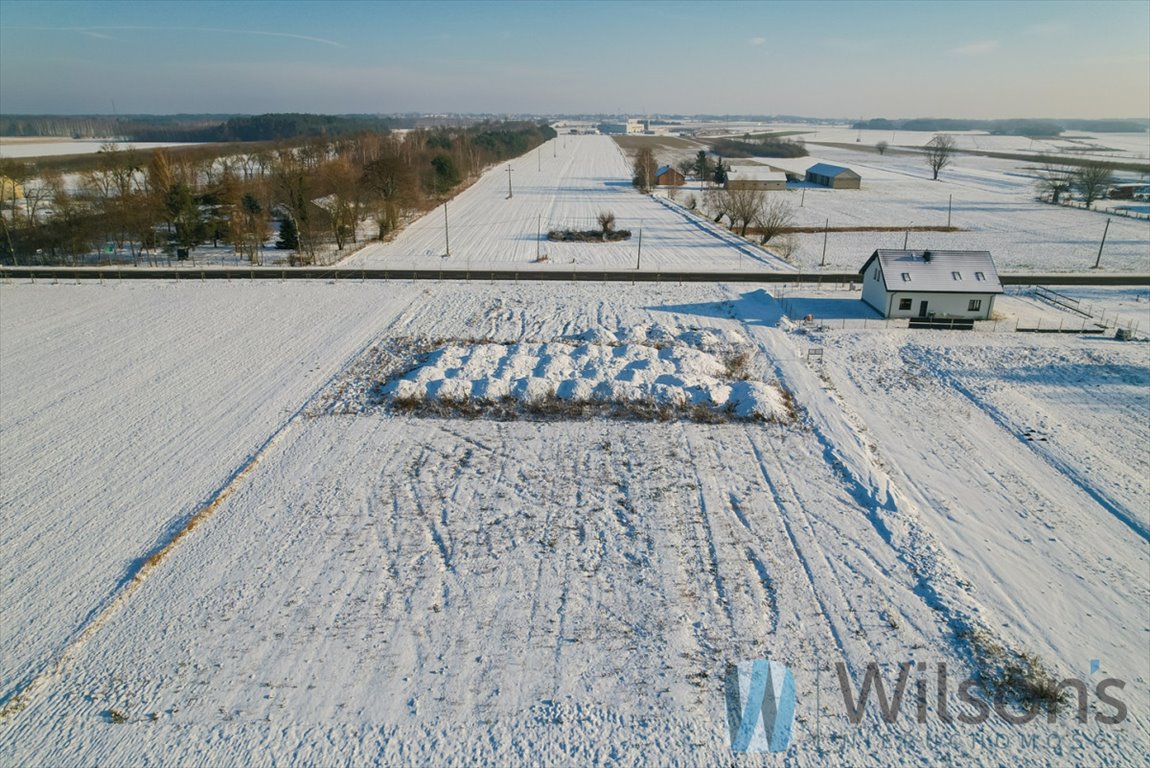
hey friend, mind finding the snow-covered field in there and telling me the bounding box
[0,138,198,159]
[768,146,1150,273]
[637,149,1149,275]
[342,132,1147,275]
[343,135,793,273]
[1,279,1147,766]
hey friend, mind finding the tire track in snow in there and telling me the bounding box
[681,430,737,638]
[744,432,853,658]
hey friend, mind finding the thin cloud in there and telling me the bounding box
[950,40,999,56]
[750,36,766,46]
[1024,21,1066,36]
[10,26,344,48]
[75,30,119,41]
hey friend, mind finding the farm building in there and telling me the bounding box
[806,163,861,189]
[654,165,685,186]
[725,165,786,191]
[859,249,1003,321]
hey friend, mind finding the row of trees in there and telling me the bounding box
[702,186,794,243]
[1034,161,1116,209]
[0,122,555,265]
[631,148,733,192]
[627,148,793,247]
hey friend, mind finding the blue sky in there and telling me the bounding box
[1,0,1147,118]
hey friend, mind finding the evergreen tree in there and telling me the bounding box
[713,159,728,185]
[695,150,710,182]
[430,154,460,195]
[276,216,299,250]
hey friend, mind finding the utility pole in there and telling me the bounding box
[506,165,513,199]
[800,187,805,207]
[820,218,829,266]
[947,194,952,228]
[536,213,541,260]
[537,148,541,172]
[443,200,450,258]
[636,227,643,270]
[903,227,910,249]
[1093,218,1111,269]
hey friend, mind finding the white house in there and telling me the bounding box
[859,249,1003,320]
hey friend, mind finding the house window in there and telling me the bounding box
[968,299,982,311]
[975,271,985,281]
[951,271,962,280]
[901,272,911,282]
[898,298,912,311]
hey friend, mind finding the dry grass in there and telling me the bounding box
[382,390,788,424]
[724,350,752,381]
[611,135,704,153]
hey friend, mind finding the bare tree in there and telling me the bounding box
[273,150,323,264]
[924,134,956,180]
[321,158,363,250]
[754,195,795,243]
[875,140,889,156]
[703,186,728,224]
[631,147,658,192]
[362,152,416,239]
[597,210,616,238]
[1073,160,1115,209]
[1034,162,1074,204]
[724,186,765,237]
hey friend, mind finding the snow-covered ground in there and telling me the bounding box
[768,145,1150,273]
[343,135,793,273]
[0,138,199,159]
[1,279,1146,766]
[342,133,1147,275]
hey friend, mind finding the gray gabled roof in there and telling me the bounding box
[806,163,859,179]
[726,166,787,182]
[859,249,1003,294]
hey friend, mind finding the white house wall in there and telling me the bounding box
[861,260,997,319]
[861,260,887,314]
[882,291,997,319]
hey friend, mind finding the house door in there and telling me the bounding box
[918,300,929,318]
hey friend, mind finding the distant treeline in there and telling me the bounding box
[129,114,425,142]
[852,117,1149,135]
[1,120,557,267]
[708,137,808,159]
[0,113,425,141]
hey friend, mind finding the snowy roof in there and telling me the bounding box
[806,163,859,178]
[860,250,1004,294]
[726,167,787,182]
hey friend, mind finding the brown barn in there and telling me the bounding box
[655,165,685,186]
